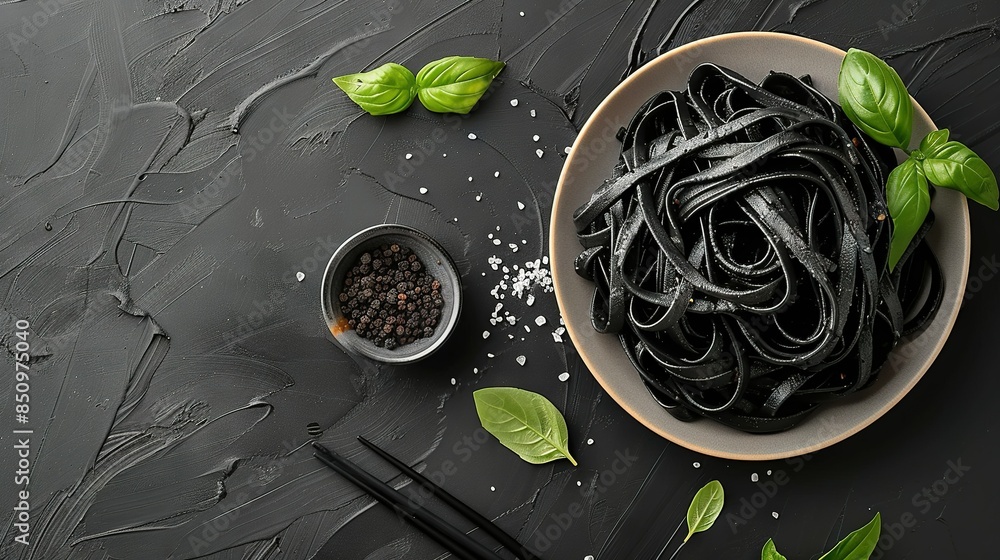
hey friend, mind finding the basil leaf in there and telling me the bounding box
[333,63,416,116]
[761,538,787,560]
[921,140,999,210]
[473,387,578,466]
[684,480,724,542]
[416,56,505,114]
[887,159,931,270]
[919,128,949,153]
[838,48,913,149]
[818,513,881,560]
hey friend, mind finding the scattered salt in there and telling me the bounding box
[516,355,526,366]
[558,372,570,382]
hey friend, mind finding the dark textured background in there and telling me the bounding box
[1,1,998,558]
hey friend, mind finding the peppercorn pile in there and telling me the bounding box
[339,244,444,349]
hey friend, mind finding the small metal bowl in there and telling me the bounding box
[321,224,462,364]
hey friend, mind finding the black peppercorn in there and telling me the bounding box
[338,243,446,350]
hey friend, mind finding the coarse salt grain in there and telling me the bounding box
[491,486,496,491]
[772,512,779,519]
[530,109,536,117]
[510,99,519,107]
[517,201,525,210]
[468,133,477,140]
[526,294,535,306]
[751,473,759,482]
[476,193,483,201]
[558,372,570,382]
[468,176,474,182]
[519,11,524,16]
[532,134,540,142]
[405,153,413,160]
[419,187,428,194]
[693,462,701,468]
[487,353,495,358]
[483,331,490,339]
[451,378,456,385]
[767,470,773,475]
[587,438,594,445]
[552,332,563,343]
[535,315,546,326]
[564,146,572,154]
[536,149,544,158]
[494,171,500,178]
[493,239,501,245]
[516,355,526,366]
[295,271,306,282]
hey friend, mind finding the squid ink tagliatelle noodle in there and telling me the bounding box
[573,64,942,433]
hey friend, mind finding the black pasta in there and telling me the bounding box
[573,64,942,433]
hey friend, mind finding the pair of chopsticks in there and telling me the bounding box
[312,437,538,560]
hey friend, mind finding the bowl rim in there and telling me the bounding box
[321,223,463,364]
[549,31,971,460]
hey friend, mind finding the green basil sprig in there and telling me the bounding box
[333,56,504,115]
[761,539,787,560]
[473,387,578,466]
[838,48,998,270]
[332,63,416,116]
[885,159,930,269]
[655,480,725,560]
[762,513,881,560]
[416,56,506,114]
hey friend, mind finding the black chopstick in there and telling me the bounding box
[311,442,504,560]
[358,435,539,560]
